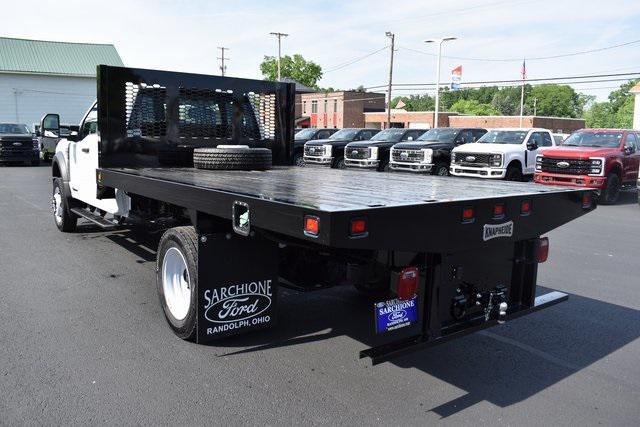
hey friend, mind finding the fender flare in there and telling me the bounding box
[52,152,71,197]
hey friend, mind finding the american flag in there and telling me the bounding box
[521,59,527,80]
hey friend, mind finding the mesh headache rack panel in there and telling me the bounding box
[98,65,295,168]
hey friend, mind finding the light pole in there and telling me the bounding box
[269,32,289,81]
[385,31,395,129]
[424,36,456,128]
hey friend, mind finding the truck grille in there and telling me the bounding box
[304,145,323,156]
[392,149,424,163]
[345,147,371,160]
[0,139,33,154]
[539,157,591,175]
[453,152,491,166]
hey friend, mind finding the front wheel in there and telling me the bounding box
[294,153,305,167]
[52,178,77,232]
[601,173,621,205]
[156,226,198,341]
[505,165,522,181]
[433,162,449,176]
[334,157,346,169]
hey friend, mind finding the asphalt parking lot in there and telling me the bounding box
[1,164,639,425]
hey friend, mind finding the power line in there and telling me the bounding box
[399,38,640,63]
[324,46,389,73]
[364,71,640,90]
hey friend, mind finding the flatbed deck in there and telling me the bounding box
[98,166,592,251]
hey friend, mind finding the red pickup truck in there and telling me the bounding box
[534,129,640,204]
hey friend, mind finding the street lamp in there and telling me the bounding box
[424,36,457,128]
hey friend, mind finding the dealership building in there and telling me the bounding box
[0,37,124,129]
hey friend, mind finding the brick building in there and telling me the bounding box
[298,91,385,128]
[364,110,457,129]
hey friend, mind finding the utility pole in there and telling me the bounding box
[533,97,538,116]
[519,58,526,127]
[217,47,230,76]
[269,32,289,81]
[424,37,457,128]
[385,32,395,129]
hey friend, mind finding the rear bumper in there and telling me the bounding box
[304,155,332,165]
[344,158,379,169]
[389,161,433,173]
[533,172,606,189]
[450,165,506,179]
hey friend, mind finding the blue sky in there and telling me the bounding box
[4,0,640,100]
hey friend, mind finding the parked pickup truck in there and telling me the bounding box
[534,129,640,204]
[451,128,556,181]
[390,127,487,175]
[303,128,379,168]
[45,65,595,364]
[0,123,40,166]
[344,128,428,172]
[293,128,338,166]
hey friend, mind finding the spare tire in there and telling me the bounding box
[193,147,272,170]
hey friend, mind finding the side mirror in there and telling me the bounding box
[526,141,538,151]
[41,113,60,138]
[624,145,635,155]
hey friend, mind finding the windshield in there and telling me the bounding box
[295,129,317,140]
[0,123,30,135]
[562,131,623,148]
[329,129,358,140]
[370,128,406,142]
[418,128,458,142]
[478,130,527,145]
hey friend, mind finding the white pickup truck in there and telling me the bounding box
[450,128,556,181]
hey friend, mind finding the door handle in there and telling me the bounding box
[81,148,90,153]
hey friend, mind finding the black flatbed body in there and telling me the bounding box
[98,166,593,251]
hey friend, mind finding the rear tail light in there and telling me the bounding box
[521,200,531,216]
[493,203,505,218]
[304,215,319,237]
[536,237,549,263]
[350,218,367,237]
[397,267,419,300]
[582,192,592,209]
[462,207,475,223]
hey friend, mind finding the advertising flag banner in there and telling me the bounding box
[451,65,462,90]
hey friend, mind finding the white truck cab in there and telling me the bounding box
[450,128,556,180]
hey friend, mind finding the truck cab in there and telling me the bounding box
[389,127,487,175]
[294,128,338,166]
[534,129,640,204]
[450,128,555,181]
[343,128,428,172]
[303,128,379,168]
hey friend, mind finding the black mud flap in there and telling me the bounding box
[196,232,278,343]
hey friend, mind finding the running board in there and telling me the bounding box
[359,291,569,365]
[70,207,120,230]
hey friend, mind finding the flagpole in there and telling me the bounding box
[519,58,526,127]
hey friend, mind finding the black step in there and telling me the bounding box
[70,208,119,230]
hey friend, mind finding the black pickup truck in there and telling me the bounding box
[303,128,379,168]
[390,127,487,175]
[0,123,40,166]
[44,65,596,364]
[293,128,338,166]
[344,128,428,172]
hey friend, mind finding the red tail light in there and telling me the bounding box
[397,267,419,300]
[462,207,475,223]
[304,215,319,237]
[536,237,549,263]
[350,218,367,236]
[493,203,505,218]
[521,200,531,216]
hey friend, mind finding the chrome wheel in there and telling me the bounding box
[52,187,63,225]
[161,247,192,321]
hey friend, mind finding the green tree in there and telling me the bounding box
[527,84,583,118]
[450,99,499,115]
[259,54,323,88]
[584,79,639,127]
[390,94,435,111]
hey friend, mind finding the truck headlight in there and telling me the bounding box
[589,157,604,175]
[490,154,502,167]
[422,148,433,164]
[369,146,378,159]
[33,139,39,150]
[322,144,332,156]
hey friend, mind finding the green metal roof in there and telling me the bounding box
[0,37,124,77]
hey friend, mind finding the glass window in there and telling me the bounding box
[0,123,30,134]
[323,100,327,113]
[370,128,407,142]
[329,129,359,140]
[542,132,553,147]
[478,130,528,145]
[562,131,623,148]
[317,130,332,139]
[311,100,318,114]
[625,133,638,150]
[457,130,474,144]
[82,107,98,136]
[418,128,458,142]
[303,101,307,114]
[295,128,316,140]
[333,99,338,112]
